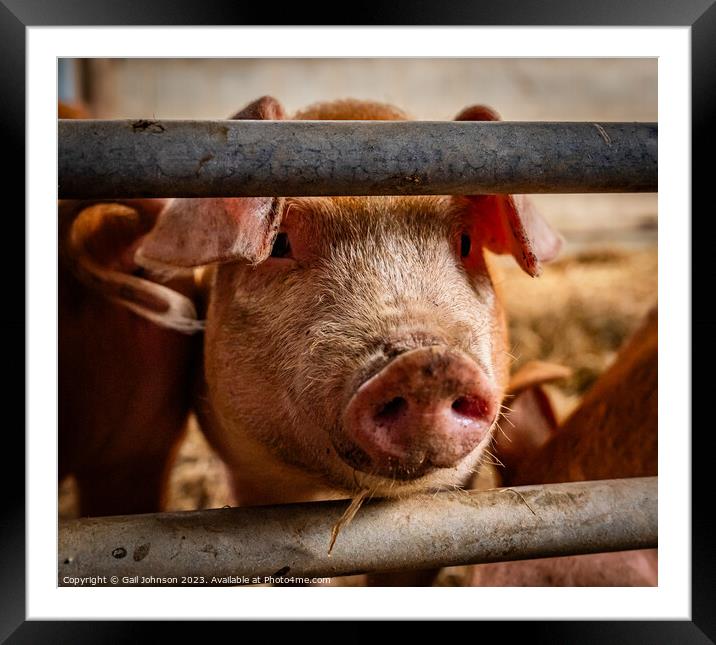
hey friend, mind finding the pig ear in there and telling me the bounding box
[63,201,202,334]
[506,360,572,396]
[228,95,285,120]
[455,105,563,277]
[136,96,286,269]
[135,196,284,269]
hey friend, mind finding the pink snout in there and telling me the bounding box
[341,346,498,479]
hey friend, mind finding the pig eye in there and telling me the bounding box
[460,233,472,258]
[270,232,292,259]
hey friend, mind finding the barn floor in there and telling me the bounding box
[59,245,658,586]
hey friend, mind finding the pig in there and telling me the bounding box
[60,101,207,517]
[468,307,658,585]
[58,100,90,119]
[59,196,201,516]
[497,306,657,486]
[135,95,563,514]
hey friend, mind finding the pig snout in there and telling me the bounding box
[341,346,498,479]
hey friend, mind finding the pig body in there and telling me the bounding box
[468,549,657,586]
[497,306,657,486]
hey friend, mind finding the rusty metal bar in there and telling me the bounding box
[58,120,657,199]
[58,477,656,585]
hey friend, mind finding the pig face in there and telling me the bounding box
[203,196,507,495]
[136,96,562,499]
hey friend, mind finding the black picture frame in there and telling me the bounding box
[5,0,710,640]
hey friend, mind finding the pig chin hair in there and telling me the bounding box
[325,428,492,497]
[337,454,484,499]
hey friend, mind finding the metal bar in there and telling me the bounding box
[58,477,657,585]
[58,120,657,199]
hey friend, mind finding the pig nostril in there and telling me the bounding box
[374,396,408,425]
[451,395,489,420]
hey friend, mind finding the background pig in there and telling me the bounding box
[497,306,657,486]
[467,306,658,585]
[136,96,563,509]
[59,196,201,516]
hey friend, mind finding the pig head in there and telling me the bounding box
[137,97,562,504]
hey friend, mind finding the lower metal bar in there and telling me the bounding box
[58,477,657,585]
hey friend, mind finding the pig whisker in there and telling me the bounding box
[465,455,487,476]
[479,446,504,468]
[388,476,398,495]
[483,449,505,469]
[498,412,516,430]
[473,448,503,474]
[495,420,512,444]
